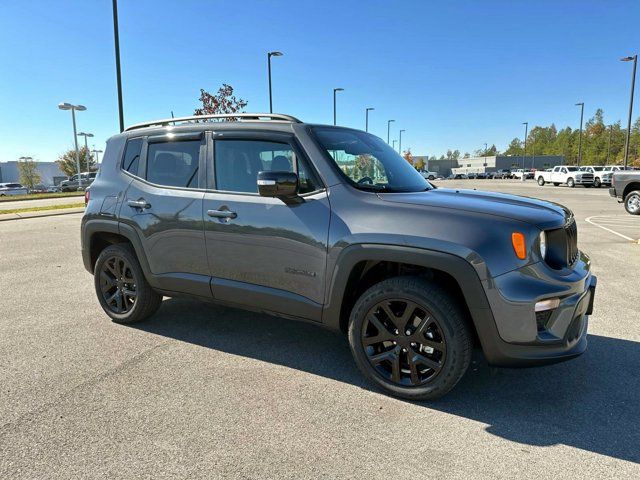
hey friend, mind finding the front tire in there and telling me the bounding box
[94,244,162,324]
[347,276,472,401]
[625,191,640,215]
[537,176,545,186]
[567,178,575,188]
[594,178,601,188]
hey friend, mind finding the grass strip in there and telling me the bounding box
[0,202,85,215]
[0,191,84,202]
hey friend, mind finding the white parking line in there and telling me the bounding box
[585,215,638,242]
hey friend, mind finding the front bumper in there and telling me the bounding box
[575,178,594,185]
[609,187,622,201]
[478,255,596,367]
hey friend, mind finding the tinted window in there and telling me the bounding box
[214,140,320,194]
[122,138,143,176]
[311,127,430,192]
[146,140,201,188]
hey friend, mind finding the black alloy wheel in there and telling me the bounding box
[99,255,138,314]
[361,299,446,386]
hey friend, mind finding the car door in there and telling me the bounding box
[118,132,210,297]
[202,131,330,321]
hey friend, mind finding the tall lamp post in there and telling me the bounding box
[365,107,374,132]
[58,102,86,190]
[575,102,585,166]
[77,132,94,184]
[392,140,397,151]
[483,142,488,169]
[387,119,395,144]
[112,0,124,132]
[621,55,637,169]
[521,122,528,182]
[92,148,104,166]
[399,129,406,154]
[333,88,344,125]
[267,51,283,113]
[606,125,613,165]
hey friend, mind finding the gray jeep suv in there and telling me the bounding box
[81,113,596,400]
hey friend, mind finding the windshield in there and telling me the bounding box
[566,167,579,171]
[311,127,431,192]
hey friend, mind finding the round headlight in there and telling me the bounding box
[539,231,547,259]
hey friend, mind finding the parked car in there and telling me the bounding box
[537,166,594,187]
[419,170,438,180]
[59,172,97,192]
[82,113,596,400]
[447,173,468,180]
[0,183,29,196]
[579,166,611,188]
[494,169,512,179]
[609,170,640,215]
[476,172,488,179]
[512,169,534,180]
[467,172,478,179]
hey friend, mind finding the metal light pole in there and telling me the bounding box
[621,55,637,169]
[365,107,374,132]
[112,0,124,132]
[483,142,488,169]
[521,122,528,182]
[399,129,406,154]
[333,88,344,125]
[77,132,94,176]
[606,124,612,165]
[58,103,86,190]
[392,140,397,150]
[267,51,283,113]
[91,148,104,165]
[575,102,584,166]
[387,119,395,144]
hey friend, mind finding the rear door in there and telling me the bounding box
[202,131,330,321]
[119,132,210,297]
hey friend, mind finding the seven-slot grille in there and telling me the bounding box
[565,217,578,265]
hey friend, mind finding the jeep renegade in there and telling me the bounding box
[82,113,597,400]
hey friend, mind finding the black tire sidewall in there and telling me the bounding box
[347,277,471,400]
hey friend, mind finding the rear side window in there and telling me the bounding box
[122,138,143,176]
[146,140,201,188]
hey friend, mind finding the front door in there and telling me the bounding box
[118,132,210,297]
[203,132,330,321]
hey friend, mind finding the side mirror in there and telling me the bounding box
[257,171,298,199]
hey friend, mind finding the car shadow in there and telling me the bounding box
[132,297,640,464]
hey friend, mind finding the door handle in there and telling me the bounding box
[207,209,237,219]
[127,198,151,209]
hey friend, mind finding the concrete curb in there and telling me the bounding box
[0,207,85,222]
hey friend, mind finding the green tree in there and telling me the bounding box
[17,158,41,189]
[504,138,523,156]
[56,146,95,177]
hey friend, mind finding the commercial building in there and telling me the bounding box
[412,155,566,177]
[0,161,67,185]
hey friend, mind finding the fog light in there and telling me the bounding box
[535,298,560,312]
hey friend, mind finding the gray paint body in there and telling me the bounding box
[82,121,595,367]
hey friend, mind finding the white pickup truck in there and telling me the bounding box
[536,166,594,188]
[419,170,438,180]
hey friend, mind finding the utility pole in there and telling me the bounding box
[112,0,124,132]
[387,119,395,144]
[521,122,528,182]
[365,107,374,132]
[606,125,613,165]
[621,55,637,169]
[575,102,584,166]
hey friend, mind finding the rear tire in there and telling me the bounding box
[567,178,575,188]
[537,176,545,186]
[624,191,640,215]
[347,276,472,401]
[94,244,162,324]
[594,178,601,188]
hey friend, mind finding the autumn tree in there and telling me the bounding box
[414,157,425,170]
[56,146,95,177]
[17,158,41,189]
[194,84,248,118]
[403,149,414,165]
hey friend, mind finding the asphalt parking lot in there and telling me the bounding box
[1,180,638,479]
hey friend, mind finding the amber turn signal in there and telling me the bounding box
[511,232,526,259]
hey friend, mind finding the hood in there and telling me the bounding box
[378,188,570,229]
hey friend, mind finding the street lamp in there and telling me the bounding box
[606,124,613,165]
[365,107,374,132]
[392,140,397,150]
[112,0,124,132]
[18,156,33,161]
[575,102,585,166]
[484,142,488,168]
[91,148,104,165]
[77,132,94,189]
[333,88,344,125]
[267,51,283,113]
[399,129,406,154]
[387,119,395,144]
[58,102,86,190]
[521,122,528,182]
[621,55,637,169]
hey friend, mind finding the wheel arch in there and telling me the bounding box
[622,182,640,200]
[322,244,495,349]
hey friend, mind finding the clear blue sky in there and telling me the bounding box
[1,0,638,163]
